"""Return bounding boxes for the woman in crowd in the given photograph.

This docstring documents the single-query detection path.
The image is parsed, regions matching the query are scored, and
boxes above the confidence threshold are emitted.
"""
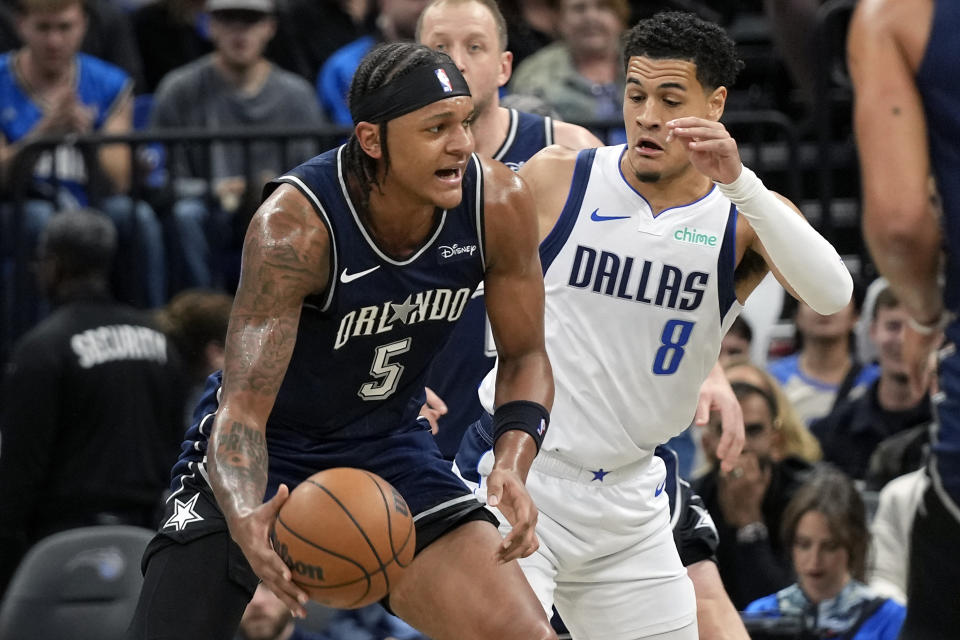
[744,468,905,639]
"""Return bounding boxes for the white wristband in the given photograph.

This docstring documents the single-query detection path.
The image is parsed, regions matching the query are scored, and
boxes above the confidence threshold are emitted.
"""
[715,165,853,315]
[907,312,952,335]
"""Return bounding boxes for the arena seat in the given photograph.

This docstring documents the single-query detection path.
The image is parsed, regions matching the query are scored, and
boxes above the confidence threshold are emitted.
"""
[0,525,153,640]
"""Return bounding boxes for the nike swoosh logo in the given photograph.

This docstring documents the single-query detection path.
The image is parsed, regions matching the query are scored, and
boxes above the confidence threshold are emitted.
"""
[654,480,666,497]
[590,208,630,222]
[340,265,380,283]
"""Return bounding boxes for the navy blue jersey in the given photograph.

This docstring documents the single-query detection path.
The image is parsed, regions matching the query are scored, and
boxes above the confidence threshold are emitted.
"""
[918,0,960,502]
[174,145,487,484]
[918,0,960,322]
[428,109,554,458]
[492,109,554,171]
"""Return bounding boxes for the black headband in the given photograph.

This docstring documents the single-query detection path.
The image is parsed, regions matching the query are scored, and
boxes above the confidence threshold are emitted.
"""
[350,62,471,125]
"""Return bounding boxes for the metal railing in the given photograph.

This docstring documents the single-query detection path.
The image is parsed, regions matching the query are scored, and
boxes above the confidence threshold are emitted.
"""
[1,125,349,360]
[1,110,857,361]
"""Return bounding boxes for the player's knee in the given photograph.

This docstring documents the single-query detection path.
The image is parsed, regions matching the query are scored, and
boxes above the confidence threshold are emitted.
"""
[508,617,557,640]
[535,620,559,640]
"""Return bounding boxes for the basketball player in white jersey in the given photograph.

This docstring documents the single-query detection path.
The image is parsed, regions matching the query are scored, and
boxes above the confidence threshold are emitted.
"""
[417,3,749,638]
[471,11,853,639]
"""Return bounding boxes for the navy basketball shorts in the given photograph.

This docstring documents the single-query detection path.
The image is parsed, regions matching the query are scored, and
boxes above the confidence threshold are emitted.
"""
[142,427,497,586]
[900,477,960,639]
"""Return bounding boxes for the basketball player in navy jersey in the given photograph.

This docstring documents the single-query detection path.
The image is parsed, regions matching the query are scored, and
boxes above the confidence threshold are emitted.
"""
[464,12,853,639]
[125,43,557,640]
[851,1,960,636]
[415,0,601,456]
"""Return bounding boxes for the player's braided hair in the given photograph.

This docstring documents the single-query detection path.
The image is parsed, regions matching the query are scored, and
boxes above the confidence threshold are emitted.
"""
[622,11,744,91]
[344,42,457,210]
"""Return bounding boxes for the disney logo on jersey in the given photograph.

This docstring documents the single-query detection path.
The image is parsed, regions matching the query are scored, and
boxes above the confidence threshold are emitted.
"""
[438,242,478,263]
[568,245,709,311]
[335,286,472,349]
[503,160,524,172]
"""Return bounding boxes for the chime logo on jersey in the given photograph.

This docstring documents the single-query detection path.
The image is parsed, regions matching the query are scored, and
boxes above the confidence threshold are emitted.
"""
[334,286,472,349]
[567,244,709,311]
[435,68,453,92]
[672,226,718,248]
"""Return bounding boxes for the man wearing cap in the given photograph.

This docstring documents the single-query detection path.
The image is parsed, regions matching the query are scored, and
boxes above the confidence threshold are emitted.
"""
[125,42,556,640]
[151,0,325,291]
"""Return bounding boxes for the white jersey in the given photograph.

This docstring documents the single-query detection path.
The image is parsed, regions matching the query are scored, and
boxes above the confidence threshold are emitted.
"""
[481,145,742,470]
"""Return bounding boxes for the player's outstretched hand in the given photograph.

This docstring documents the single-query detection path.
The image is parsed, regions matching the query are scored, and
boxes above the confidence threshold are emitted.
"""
[695,363,745,474]
[486,468,539,563]
[419,386,448,435]
[666,117,742,185]
[230,484,309,618]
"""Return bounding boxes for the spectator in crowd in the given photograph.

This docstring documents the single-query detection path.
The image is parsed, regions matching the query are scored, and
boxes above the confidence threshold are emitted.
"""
[811,286,932,481]
[267,0,371,85]
[0,0,145,91]
[0,209,186,601]
[720,315,753,367]
[768,292,879,425]
[725,359,823,464]
[508,0,627,132]
[498,0,557,68]
[156,287,234,414]
[864,420,930,491]
[317,0,429,126]
[867,468,927,605]
[151,0,325,291]
[133,0,213,94]
[744,468,906,640]
[0,0,165,314]
[694,380,814,609]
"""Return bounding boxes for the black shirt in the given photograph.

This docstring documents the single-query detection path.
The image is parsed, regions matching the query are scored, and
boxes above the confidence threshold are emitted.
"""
[812,380,932,480]
[0,292,187,597]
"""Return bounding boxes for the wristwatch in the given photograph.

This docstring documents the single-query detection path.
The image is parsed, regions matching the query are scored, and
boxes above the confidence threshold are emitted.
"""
[736,521,769,544]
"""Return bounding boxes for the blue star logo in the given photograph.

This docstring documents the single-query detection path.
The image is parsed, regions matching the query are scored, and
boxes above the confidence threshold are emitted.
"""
[591,468,610,482]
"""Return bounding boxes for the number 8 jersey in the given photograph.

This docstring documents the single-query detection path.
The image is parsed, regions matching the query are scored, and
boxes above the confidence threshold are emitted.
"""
[484,145,741,469]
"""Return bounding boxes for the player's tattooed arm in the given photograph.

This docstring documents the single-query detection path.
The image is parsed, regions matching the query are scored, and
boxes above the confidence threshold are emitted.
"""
[210,184,330,520]
[212,421,269,509]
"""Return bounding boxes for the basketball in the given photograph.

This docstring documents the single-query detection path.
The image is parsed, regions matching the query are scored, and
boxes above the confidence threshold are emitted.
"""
[271,468,416,609]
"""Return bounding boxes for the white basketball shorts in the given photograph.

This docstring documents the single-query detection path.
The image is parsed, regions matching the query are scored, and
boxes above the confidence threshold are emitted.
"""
[458,450,697,640]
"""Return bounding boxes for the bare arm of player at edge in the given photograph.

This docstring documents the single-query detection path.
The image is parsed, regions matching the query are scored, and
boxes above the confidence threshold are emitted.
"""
[481,156,555,562]
[850,0,944,392]
[208,185,328,618]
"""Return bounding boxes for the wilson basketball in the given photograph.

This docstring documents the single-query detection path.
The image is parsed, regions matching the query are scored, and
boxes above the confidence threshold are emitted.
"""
[271,468,416,609]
